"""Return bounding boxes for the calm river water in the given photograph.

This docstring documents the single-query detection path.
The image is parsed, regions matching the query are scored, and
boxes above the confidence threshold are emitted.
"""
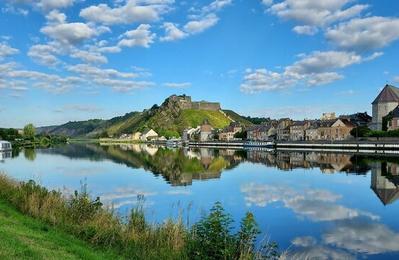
[1,143,399,259]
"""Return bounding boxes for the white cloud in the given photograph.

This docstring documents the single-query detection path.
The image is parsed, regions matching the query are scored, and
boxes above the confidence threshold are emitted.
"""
[160,22,188,42]
[267,0,368,28]
[80,0,173,25]
[394,76,399,83]
[240,50,378,93]
[164,82,191,88]
[28,43,61,66]
[202,0,232,13]
[118,24,155,48]
[326,16,399,51]
[184,14,219,34]
[70,49,108,64]
[66,63,154,92]
[5,0,75,11]
[0,42,19,59]
[292,25,318,35]
[41,22,96,45]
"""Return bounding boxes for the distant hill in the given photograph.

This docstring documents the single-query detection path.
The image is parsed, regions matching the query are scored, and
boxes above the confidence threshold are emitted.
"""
[38,95,252,138]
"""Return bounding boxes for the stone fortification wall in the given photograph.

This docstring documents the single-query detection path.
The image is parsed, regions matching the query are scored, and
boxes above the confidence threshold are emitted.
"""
[191,101,221,111]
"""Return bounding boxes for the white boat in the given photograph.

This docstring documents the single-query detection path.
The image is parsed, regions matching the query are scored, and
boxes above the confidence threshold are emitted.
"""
[0,141,12,151]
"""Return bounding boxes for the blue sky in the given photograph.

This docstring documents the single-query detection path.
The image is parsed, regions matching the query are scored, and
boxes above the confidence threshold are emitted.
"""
[0,0,399,128]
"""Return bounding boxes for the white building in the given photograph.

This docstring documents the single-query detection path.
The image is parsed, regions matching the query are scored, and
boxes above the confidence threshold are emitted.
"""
[140,129,158,141]
[0,141,12,151]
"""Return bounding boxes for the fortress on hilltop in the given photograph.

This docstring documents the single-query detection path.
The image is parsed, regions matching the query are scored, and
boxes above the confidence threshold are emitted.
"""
[168,95,221,111]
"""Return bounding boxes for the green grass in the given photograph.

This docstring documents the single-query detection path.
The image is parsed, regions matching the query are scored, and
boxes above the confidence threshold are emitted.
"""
[178,109,231,129]
[0,200,119,260]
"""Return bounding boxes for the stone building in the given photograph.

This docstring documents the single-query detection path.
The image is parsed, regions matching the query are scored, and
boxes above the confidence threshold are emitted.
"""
[247,121,277,141]
[387,106,399,131]
[289,121,310,141]
[277,118,292,141]
[219,122,242,141]
[200,119,213,141]
[371,84,399,130]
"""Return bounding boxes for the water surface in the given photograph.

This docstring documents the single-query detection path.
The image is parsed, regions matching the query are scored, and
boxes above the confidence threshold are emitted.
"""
[1,143,399,259]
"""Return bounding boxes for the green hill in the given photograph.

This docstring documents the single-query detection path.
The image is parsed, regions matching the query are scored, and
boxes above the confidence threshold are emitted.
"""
[39,95,250,138]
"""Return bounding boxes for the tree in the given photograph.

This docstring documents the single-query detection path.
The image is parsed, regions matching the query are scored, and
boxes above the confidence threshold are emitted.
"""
[350,126,371,138]
[23,123,36,140]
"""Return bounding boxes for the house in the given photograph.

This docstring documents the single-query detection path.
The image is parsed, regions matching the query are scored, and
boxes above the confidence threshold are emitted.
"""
[387,106,399,131]
[317,119,355,141]
[277,119,292,141]
[247,122,277,141]
[371,84,399,130]
[339,112,372,127]
[200,119,213,141]
[289,121,310,141]
[140,129,158,141]
[305,121,321,141]
[132,132,142,140]
[218,122,242,141]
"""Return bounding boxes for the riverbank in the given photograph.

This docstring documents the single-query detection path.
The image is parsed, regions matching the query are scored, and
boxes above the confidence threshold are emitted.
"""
[0,174,280,260]
[0,200,119,259]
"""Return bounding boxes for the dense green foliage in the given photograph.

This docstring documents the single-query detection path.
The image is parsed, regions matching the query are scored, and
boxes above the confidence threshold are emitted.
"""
[0,200,119,259]
[350,126,399,138]
[23,124,36,140]
[241,116,271,125]
[234,130,247,139]
[0,128,21,141]
[0,174,280,259]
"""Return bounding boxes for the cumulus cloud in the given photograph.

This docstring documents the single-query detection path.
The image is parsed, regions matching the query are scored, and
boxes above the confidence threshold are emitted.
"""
[40,11,100,46]
[326,16,399,52]
[0,42,19,59]
[240,183,378,222]
[28,43,61,66]
[267,0,368,30]
[70,49,108,64]
[164,82,191,88]
[118,24,155,48]
[5,0,75,11]
[184,14,219,34]
[80,0,173,25]
[0,63,82,94]
[66,63,154,92]
[240,50,380,93]
[160,22,188,42]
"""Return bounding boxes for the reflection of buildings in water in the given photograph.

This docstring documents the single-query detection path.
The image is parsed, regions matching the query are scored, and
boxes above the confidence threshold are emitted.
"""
[247,150,355,174]
[0,151,12,162]
[371,161,399,205]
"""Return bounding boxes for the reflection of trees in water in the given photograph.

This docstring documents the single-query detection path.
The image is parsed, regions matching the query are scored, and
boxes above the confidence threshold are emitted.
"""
[23,148,36,161]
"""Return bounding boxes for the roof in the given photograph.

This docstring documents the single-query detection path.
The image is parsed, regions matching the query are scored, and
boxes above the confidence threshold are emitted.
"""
[372,84,399,104]
[391,106,399,118]
[339,118,356,128]
[0,140,11,144]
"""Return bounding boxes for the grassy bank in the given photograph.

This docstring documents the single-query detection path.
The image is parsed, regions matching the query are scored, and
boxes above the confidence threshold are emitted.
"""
[0,174,281,259]
[0,201,119,259]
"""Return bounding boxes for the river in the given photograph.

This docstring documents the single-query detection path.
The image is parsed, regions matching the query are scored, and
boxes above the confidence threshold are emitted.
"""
[1,143,399,259]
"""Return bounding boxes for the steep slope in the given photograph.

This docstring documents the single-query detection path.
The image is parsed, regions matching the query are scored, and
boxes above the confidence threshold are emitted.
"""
[39,95,250,138]
[222,110,253,126]
[38,119,106,137]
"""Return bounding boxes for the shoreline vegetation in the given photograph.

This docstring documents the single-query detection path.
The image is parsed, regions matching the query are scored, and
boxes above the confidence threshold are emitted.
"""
[0,174,281,260]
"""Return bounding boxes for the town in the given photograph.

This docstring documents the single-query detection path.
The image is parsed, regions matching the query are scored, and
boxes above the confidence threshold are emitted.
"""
[116,84,399,144]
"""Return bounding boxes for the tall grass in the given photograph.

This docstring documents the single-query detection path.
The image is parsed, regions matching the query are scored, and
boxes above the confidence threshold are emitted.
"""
[0,174,281,259]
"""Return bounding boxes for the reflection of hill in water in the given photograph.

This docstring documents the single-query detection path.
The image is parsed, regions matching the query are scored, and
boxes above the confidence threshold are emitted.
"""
[39,144,399,204]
